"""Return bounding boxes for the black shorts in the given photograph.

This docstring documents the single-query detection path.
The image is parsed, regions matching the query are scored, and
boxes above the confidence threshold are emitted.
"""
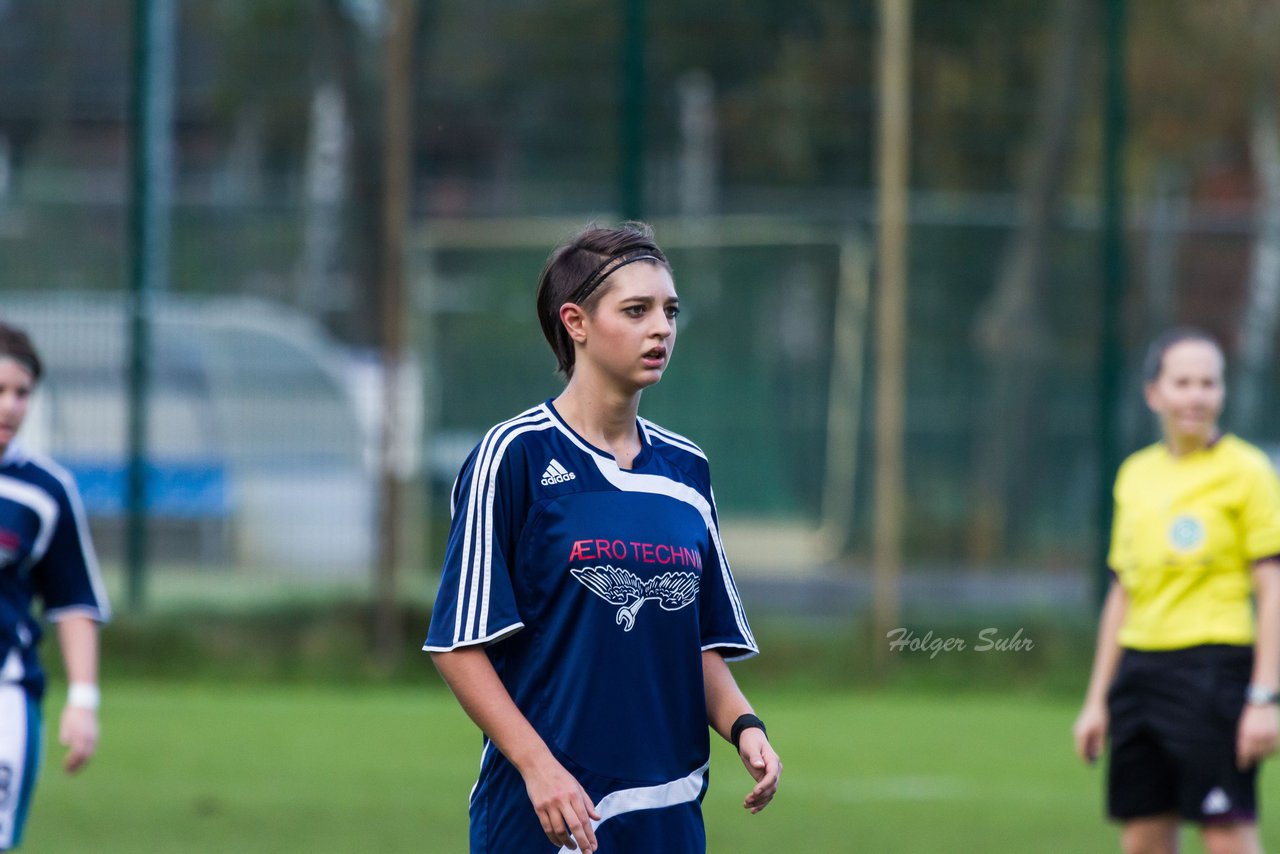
[1107,644,1256,824]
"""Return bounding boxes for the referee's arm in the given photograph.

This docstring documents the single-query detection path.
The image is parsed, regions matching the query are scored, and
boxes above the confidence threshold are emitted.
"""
[1073,579,1127,764]
[1238,560,1280,769]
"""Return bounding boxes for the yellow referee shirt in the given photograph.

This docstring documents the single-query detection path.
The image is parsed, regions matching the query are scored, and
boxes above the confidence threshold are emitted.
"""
[1109,434,1280,650]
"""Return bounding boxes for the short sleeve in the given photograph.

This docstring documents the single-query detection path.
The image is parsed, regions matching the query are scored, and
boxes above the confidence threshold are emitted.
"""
[1106,460,1130,574]
[698,481,758,662]
[1240,454,1280,561]
[423,438,527,652]
[33,473,111,623]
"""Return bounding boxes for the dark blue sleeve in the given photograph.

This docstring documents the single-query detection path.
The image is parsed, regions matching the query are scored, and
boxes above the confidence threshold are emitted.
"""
[34,473,111,622]
[423,436,526,651]
[696,466,757,661]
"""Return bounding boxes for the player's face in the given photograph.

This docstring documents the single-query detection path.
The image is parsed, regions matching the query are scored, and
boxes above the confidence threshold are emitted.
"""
[579,262,679,392]
[1144,339,1224,448]
[0,357,34,452]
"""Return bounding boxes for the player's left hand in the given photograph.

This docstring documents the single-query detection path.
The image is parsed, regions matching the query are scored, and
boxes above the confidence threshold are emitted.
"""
[59,705,98,773]
[738,728,780,814]
[1237,703,1279,770]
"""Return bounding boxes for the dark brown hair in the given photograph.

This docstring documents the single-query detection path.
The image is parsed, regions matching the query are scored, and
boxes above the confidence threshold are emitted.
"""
[1141,326,1223,383]
[535,222,671,378]
[0,322,42,383]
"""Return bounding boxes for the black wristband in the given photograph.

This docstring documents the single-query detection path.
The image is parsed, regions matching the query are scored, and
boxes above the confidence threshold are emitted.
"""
[731,713,767,750]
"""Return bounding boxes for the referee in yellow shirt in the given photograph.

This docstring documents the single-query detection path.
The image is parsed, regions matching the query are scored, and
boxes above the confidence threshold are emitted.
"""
[1075,328,1280,854]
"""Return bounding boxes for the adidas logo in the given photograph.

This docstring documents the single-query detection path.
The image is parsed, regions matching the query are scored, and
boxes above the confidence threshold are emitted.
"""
[1202,786,1231,815]
[540,459,577,486]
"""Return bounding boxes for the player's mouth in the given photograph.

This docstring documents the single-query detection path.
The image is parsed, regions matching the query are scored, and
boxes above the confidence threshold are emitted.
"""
[641,347,667,368]
[1173,411,1213,432]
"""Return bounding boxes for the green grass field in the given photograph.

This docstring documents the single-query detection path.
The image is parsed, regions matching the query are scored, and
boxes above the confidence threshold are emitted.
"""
[26,682,1278,853]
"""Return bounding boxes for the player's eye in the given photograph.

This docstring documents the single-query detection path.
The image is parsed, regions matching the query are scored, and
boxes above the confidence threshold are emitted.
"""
[623,305,645,317]
[665,305,681,319]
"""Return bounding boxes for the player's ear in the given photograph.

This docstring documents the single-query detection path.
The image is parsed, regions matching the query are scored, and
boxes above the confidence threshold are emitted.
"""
[560,302,589,344]
[1142,381,1160,413]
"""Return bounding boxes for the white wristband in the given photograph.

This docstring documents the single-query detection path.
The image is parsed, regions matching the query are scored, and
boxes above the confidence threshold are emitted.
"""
[67,682,100,711]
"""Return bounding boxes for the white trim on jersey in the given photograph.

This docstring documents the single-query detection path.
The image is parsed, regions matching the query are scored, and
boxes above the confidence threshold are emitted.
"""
[556,762,709,854]
[469,739,493,806]
[639,418,707,460]
[547,410,758,657]
[30,453,112,622]
[0,475,58,573]
[0,651,20,683]
[421,621,524,654]
[454,407,554,647]
[449,471,461,519]
[44,604,108,623]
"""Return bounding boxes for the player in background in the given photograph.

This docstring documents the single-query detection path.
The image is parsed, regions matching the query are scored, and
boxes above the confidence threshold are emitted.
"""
[1074,327,1280,854]
[0,322,110,850]
[425,222,781,852]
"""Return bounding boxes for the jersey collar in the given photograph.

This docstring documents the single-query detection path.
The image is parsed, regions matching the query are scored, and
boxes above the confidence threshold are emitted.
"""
[1162,431,1226,458]
[0,441,27,467]
[543,398,653,470]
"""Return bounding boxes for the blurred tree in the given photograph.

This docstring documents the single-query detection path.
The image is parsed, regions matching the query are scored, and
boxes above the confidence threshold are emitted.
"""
[967,0,1092,562]
[0,2,131,173]
[198,0,432,346]
[910,0,1048,193]
[203,2,315,178]
[1118,2,1280,436]
[318,0,388,346]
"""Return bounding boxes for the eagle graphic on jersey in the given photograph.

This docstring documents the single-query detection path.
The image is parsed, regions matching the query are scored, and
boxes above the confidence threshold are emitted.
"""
[570,565,700,631]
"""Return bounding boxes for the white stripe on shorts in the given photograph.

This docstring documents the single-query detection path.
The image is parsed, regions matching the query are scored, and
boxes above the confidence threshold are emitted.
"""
[557,762,708,854]
[0,684,32,849]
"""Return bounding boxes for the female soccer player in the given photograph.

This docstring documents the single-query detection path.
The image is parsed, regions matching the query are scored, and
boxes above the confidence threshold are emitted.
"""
[1074,327,1280,854]
[424,223,781,853]
[0,322,110,850]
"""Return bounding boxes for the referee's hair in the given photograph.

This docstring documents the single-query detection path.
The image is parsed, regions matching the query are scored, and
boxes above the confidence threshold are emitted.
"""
[1142,326,1223,384]
[0,322,42,384]
[535,221,671,379]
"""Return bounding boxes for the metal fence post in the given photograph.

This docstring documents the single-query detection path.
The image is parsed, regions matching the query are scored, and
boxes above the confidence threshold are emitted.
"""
[126,0,175,611]
[1096,0,1128,607]
[619,0,647,221]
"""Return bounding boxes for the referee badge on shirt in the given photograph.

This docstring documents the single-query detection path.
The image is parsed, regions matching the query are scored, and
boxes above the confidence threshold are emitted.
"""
[1168,514,1206,553]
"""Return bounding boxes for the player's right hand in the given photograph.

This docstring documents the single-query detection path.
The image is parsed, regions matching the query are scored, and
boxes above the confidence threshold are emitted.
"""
[59,705,99,773]
[524,759,601,852]
[1072,703,1107,765]
[737,728,781,814]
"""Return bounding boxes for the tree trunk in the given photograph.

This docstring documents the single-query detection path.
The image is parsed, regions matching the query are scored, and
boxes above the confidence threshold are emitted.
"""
[967,0,1091,563]
[1232,92,1280,434]
[1120,163,1187,451]
[319,0,387,346]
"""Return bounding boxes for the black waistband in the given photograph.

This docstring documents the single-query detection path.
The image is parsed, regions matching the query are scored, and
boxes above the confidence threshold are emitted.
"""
[1122,644,1252,666]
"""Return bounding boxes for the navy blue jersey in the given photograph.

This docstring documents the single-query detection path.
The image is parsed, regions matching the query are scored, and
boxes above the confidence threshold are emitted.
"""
[425,401,756,852]
[0,444,111,699]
